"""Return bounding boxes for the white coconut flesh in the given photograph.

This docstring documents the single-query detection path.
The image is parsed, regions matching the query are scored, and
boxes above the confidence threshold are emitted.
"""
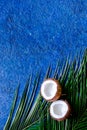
[50,100,68,119]
[41,79,57,100]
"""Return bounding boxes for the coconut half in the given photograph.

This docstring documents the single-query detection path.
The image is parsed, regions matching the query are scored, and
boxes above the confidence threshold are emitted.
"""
[50,100,71,121]
[40,79,62,102]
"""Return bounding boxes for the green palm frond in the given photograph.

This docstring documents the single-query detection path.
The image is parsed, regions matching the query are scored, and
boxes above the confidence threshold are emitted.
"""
[4,49,87,130]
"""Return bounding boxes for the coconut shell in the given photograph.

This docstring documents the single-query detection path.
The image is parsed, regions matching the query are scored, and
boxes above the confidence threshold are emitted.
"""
[50,100,71,121]
[40,78,62,102]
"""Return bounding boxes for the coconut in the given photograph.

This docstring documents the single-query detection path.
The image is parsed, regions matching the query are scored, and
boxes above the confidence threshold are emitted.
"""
[40,79,62,102]
[50,100,71,121]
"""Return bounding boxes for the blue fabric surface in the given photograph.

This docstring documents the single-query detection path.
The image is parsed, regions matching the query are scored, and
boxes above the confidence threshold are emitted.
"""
[0,0,87,129]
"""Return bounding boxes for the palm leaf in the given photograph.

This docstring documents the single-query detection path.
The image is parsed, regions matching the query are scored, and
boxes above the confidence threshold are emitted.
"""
[4,84,19,130]
[4,49,87,130]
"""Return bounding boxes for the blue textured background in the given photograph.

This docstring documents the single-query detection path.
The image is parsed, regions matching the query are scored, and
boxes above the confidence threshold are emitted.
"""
[0,0,87,129]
